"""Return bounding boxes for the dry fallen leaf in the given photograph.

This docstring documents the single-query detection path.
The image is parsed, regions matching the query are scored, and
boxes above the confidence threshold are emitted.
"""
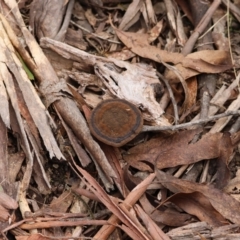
[124,129,233,188]
[165,192,227,227]
[113,28,232,81]
[156,170,240,225]
[115,30,184,64]
[165,50,232,82]
[123,166,192,227]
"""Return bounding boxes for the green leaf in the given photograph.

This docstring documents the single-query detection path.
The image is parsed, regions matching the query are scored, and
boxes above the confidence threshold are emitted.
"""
[16,52,34,80]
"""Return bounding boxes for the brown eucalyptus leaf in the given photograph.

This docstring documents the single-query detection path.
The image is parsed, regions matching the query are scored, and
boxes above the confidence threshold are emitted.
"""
[156,170,240,225]
[114,28,232,81]
[124,129,233,177]
[150,208,192,227]
[166,192,227,227]
[165,50,232,82]
[115,30,184,64]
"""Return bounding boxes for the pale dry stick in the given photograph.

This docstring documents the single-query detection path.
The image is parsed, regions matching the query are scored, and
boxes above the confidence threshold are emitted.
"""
[230,117,240,133]
[208,84,226,104]
[174,163,201,180]
[200,161,210,184]
[210,94,240,133]
[18,194,38,234]
[199,87,212,119]
[164,0,187,46]
[182,162,203,182]
[71,227,82,240]
[159,91,170,110]
[142,110,240,132]
[181,0,222,55]
[144,0,157,25]
[210,77,240,131]
[174,165,189,178]
[118,0,143,30]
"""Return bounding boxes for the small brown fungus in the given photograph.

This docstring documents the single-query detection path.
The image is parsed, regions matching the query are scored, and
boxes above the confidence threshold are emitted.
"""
[89,99,143,147]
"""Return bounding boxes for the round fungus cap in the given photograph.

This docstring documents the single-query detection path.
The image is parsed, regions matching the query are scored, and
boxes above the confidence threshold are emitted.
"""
[89,99,143,147]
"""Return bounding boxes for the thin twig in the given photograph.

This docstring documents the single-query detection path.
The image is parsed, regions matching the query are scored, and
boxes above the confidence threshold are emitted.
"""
[157,72,179,124]
[142,110,240,132]
[199,13,227,40]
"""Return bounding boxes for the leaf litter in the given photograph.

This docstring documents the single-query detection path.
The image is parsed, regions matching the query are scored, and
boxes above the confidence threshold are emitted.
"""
[0,0,240,239]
